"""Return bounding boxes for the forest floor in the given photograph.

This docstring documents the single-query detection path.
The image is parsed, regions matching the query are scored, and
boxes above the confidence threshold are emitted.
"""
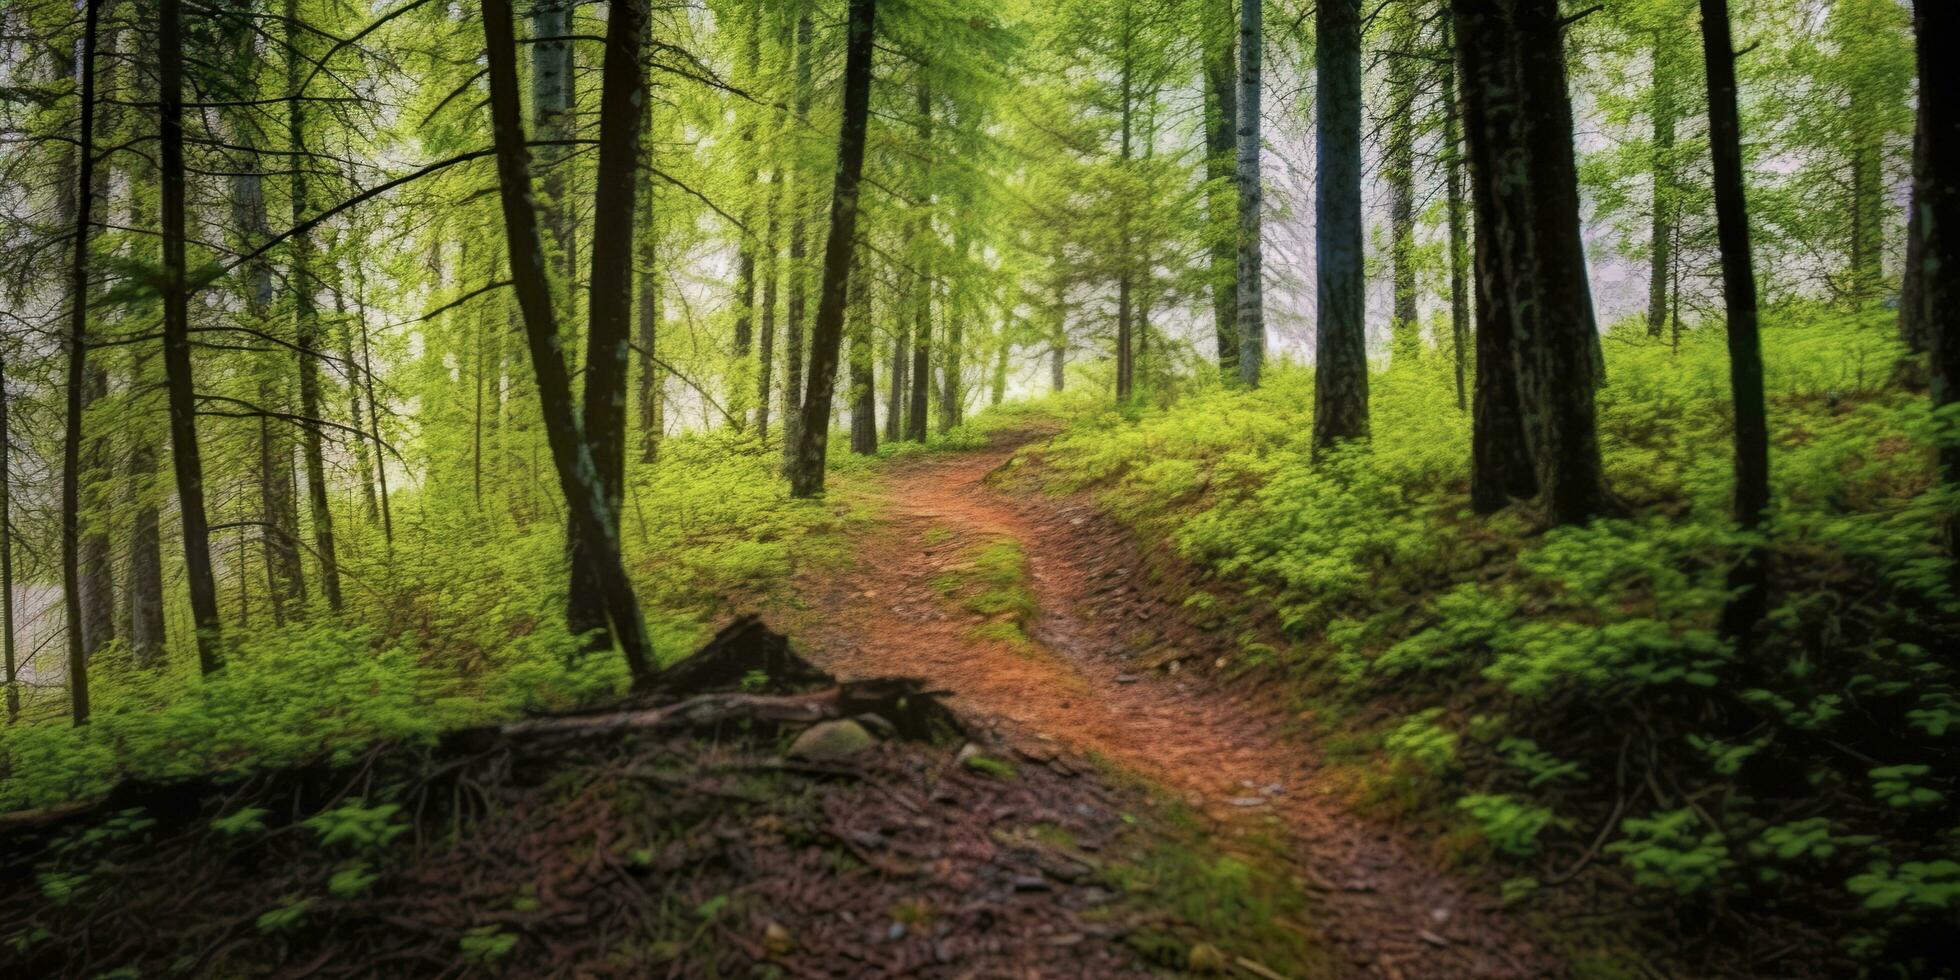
[782,427,1562,979]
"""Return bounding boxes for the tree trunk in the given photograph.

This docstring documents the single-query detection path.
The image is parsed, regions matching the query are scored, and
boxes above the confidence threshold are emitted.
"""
[638,41,665,467]
[1387,16,1420,364]
[991,332,1010,406]
[482,0,656,686]
[1205,0,1239,377]
[1,347,18,722]
[61,0,103,723]
[1848,86,1885,304]
[730,25,764,429]
[849,256,878,455]
[1312,0,1367,446]
[1699,0,1771,642]
[789,0,878,498]
[758,176,780,440]
[906,78,934,443]
[1647,30,1678,339]
[287,0,342,614]
[568,0,650,652]
[940,250,965,432]
[1900,102,1930,357]
[1454,0,1614,526]
[886,301,909,441]
[1914,2,1960,564]
[531,0,576,289]
[781,12,816,465]
[158,0,223,676]
[1443,18,1471,413]
[333,273,381,522]
[353,260,393,545]
[229,85,307,613]
[123,395,165,665]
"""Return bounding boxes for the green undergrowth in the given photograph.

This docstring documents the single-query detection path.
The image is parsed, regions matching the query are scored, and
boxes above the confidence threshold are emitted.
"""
[1033,305,1960,973]
[0,430,849,812]
[0,398,1068,815]
[1088,760,1339,977]
[932,536,1040,648]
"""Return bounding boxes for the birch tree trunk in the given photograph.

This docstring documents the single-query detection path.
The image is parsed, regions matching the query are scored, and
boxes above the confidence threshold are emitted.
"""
[482,0,655,685]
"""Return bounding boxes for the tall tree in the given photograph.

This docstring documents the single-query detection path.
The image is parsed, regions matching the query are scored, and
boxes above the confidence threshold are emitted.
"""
[1646,26,1682,339]
[1204,0,1239,377]
[159,0,224,675]
[906,77,934,443]
[1312,0,1367,444]
[531,0,577,287]
[849,254,878,455]
[1,345,17,723]
[1914,1,1960,563]
[1235,0,1263,388]
[1115,14,1138,403]
[731,24,764,429]
[637,91,665,466]
[789,0,878,497]
[1454,0,1615,526]
[569,0,651,651]
[1385,12,1421,363]
[1442,14,1471,412]
[286,0,342,613]
[216,0,307,623]
[781,9,816,463]
[1699,0,1770,640]
[61,0,105,722]
[1900,102,1930,359]
[481,0,655,685]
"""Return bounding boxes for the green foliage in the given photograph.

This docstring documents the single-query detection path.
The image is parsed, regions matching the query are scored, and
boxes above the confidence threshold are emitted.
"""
[1869,766,1944,809]
[254,897,315,934]
[459,925,519,965]
[1040,308,1960,965]
[1607,810,1734,895]
[211,807,271,837]
[1382,709,1457,774]
[303,802,407,853]
[1457,794,1556,857]
[1847,860,1960,911]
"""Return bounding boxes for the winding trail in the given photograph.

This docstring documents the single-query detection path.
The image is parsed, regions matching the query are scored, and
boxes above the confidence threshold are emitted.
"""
[791,432,1558,978]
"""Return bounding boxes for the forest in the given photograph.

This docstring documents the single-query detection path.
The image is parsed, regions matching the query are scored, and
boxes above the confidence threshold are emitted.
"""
[0,0,1954,975]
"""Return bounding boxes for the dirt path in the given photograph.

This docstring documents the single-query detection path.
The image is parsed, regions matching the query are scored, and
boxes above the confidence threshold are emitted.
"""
[791,434,1557,978]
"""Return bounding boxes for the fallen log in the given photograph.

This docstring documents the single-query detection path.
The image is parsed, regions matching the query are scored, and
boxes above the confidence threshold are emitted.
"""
[497,677,961,743]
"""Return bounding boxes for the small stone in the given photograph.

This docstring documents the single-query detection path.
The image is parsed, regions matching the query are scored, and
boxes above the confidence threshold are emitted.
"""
[763,920,795,957]
[1419,929,1450,948]
[1187,942,1229,973]
[887,922,907,941]
[1011,875,1051,892]
[854,713,897,739]
[1228,796,1268,807]
[787,720,875,762]
[1115,673,1140,684]
[1429,907,1451,926]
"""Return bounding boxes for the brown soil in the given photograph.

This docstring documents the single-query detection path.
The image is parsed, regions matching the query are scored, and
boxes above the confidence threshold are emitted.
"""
[791,430,1561,979]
